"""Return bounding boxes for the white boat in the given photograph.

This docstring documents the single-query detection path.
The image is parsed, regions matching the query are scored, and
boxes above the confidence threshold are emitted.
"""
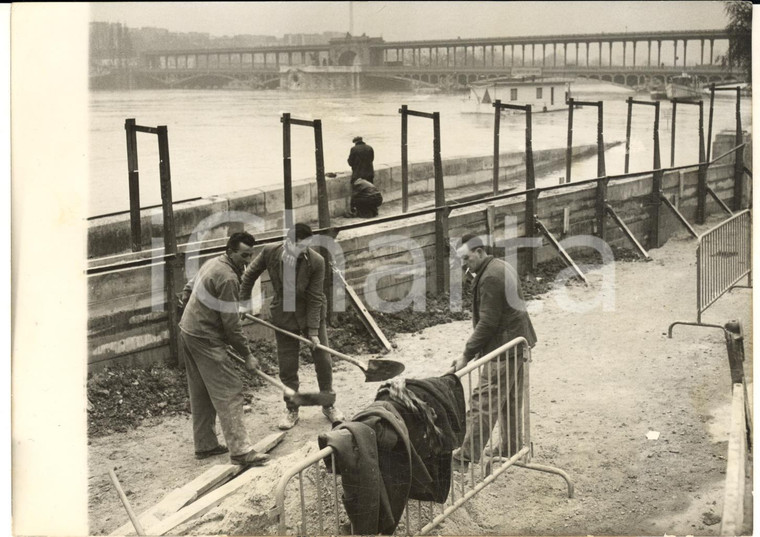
[666,74,702,101]
[462,77,572,115]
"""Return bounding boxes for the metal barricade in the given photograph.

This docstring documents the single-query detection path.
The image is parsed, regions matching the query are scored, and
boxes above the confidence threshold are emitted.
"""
[273,337,573,535]
[669,210,752,336]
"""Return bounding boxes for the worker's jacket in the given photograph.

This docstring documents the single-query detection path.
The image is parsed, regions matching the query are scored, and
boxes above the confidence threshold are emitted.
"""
[464,256,537,360]
[348,141,375,181]
[240,244,325,337]
[179,254,250,357]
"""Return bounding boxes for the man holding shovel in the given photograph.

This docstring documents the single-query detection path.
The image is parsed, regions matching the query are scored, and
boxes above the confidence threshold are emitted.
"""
[178,231,270,467]
[240,223,345,430]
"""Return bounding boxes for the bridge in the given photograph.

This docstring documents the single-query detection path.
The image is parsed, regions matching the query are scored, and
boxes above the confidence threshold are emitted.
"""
[97,29,744,91]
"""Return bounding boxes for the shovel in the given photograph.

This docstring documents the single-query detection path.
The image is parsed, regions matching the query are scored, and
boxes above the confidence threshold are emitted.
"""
[226,347,336,407]
[244,313,405,382]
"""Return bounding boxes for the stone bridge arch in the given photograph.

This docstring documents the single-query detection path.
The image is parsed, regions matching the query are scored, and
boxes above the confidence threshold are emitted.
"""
[336,50,358,66]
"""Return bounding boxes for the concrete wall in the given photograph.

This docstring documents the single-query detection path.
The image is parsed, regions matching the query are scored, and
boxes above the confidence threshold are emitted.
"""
[87,142,748,371]
[87,144,604,259]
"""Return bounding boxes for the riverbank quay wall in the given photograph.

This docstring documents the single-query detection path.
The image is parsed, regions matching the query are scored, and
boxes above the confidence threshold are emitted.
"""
[87,143,605,259]
[87,133,750,370]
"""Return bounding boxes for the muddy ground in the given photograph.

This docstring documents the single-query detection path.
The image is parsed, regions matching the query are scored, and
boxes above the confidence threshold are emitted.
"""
[88,222,752,535]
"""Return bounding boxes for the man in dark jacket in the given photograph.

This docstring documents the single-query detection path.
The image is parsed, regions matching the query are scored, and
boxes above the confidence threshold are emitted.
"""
[178,232,270,467]
[347,136,375,183]
[451,233,537,463]
[240,223,344,430]
[348,177,383,218]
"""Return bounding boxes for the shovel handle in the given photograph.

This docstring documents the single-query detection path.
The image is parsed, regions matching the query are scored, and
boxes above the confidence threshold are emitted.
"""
[244,313,368,372]
[226,347,296,398]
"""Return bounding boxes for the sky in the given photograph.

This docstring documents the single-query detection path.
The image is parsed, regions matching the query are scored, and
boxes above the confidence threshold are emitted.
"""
[90,1,730,41]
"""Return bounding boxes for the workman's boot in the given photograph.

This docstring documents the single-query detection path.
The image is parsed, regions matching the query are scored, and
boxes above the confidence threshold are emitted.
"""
[322,406,345,425]
[230,449,269,467]
[278,409,300,430]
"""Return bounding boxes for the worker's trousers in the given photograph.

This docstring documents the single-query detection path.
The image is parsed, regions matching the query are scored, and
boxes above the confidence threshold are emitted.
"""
[275,318,334,411]
[180,330,254,457]
[460,347,524,462]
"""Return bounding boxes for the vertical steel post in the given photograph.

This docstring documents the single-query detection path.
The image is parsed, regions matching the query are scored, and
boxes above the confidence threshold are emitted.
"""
[696,101,707,224]
[125,118,141,252]
[313,119,330,228]
[400,105,409,213]
[650,101,663,249]
[706,83,715,161]
[282,113,294,230]
[596,102,607,239]
[565,98,574,183]
[433,112,448,294]
[624,97,633,173]
[733,87,744,211]
[313,119,333,318]
[493,99,501,195]
[670,100,677,167]
[157,126,180,366]
[525,105,537,273]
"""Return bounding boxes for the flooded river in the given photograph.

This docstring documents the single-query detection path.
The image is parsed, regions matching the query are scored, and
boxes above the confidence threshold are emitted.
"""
[88,83,751,216]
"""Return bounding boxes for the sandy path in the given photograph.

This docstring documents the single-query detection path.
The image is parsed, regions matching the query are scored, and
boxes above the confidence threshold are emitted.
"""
[88,221,752,535]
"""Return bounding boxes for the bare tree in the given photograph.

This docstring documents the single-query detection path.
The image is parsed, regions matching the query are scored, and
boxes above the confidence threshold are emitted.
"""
[724,0,752,80]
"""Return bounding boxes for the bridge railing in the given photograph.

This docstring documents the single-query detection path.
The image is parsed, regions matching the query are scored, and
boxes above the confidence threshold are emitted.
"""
[273,337,574,536]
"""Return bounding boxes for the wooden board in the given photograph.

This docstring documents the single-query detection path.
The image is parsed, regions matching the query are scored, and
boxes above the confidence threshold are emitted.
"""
[333,267,392,352]
[110,432,286,536]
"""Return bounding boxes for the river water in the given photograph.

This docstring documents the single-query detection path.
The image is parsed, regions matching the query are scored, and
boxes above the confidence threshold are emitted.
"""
[88,83,751,217]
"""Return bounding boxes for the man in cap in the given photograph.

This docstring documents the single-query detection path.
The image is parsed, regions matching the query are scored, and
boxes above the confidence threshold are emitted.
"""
[347,136,374,183]
[178,231,270,467]
[346,136,381,217]
[450,233,537,465]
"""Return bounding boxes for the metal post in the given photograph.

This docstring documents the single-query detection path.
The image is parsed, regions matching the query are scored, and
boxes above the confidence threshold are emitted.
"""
[733,87,744,211]
[157,126,180,366]
[565,98,574,183]
[493,99,501,195]
[433,112,448,294]
[125,118,141,252]
[313,119,333,320]
[400,105,409,213]
[313,120,330,228]
[706,83,715,161]
[596,102,607,239]
[525,105,537,273]
[651,101,663,249]
[282,113,294,230]
[624,97,633,173]
[697,101,707,224]
[670,100,677,167]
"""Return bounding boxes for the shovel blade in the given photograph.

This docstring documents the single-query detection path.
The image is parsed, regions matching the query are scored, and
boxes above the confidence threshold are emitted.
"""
[363,359,406,382]
[289,391,336,407]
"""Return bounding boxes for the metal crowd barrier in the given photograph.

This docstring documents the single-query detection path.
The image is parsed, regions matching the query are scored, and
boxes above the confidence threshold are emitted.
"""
[273,337,574,536]
[669,210,752,336]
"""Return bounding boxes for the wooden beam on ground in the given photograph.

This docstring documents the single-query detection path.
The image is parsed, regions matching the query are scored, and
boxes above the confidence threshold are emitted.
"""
[145,463,266,535]
[720,384,747,536]
[534,218,588,286]
[604,204,650,260]
[110,432,286,536]
[333,267,392,352]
